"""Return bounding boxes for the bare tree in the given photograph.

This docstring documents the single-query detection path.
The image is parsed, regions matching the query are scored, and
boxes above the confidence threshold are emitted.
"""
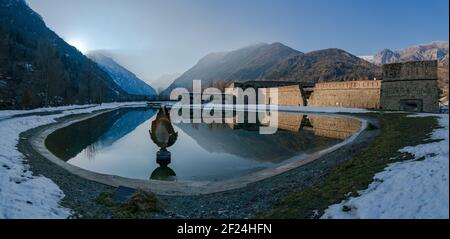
[36,40,66,106]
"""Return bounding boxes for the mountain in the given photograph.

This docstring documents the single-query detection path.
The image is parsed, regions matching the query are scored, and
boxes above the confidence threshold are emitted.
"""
[359,55,375,62]
[87,51,157,98]
[262,48,381,82]
[363,41,449,103]
[371,49,401,65]
[161,42,301,97]
[367,41,449,65]
[441,54,449,65]
[161,44,381,98]
[152,73,181,93]
[0,0,134,109]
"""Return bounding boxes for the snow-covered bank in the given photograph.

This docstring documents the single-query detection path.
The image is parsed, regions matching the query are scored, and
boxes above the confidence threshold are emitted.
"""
[322,114,449,219]
[0,105,97,120]
[0,102,146,219]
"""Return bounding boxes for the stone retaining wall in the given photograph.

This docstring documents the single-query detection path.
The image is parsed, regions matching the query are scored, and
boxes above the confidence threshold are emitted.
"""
[308,80,382,109]
[264,85,306,106]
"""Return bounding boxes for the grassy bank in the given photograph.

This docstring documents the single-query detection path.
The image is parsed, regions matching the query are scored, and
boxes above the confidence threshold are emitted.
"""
[259,113,441,219]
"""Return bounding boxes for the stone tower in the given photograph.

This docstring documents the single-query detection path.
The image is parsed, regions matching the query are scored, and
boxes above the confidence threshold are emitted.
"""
[380,61,440,113]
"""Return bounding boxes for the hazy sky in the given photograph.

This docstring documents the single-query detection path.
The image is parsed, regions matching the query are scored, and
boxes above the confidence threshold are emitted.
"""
[26,0,449,87]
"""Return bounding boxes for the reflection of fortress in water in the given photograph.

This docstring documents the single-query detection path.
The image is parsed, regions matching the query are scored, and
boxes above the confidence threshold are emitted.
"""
[178,110,360,139]
[307,115,361,140]
[230,112,360,140]
[175,110,360,162]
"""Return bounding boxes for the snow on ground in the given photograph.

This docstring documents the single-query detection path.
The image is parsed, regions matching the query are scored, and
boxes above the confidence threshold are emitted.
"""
[2,101,445,218]
[322,114,449,219]
[0,102,146,219]
[0,102,366,218]
[0,104,96,120]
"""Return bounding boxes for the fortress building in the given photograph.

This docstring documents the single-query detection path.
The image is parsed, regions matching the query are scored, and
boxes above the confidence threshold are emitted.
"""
[380,61,440,113]
[226,60,440,113]
[227,81,315,106]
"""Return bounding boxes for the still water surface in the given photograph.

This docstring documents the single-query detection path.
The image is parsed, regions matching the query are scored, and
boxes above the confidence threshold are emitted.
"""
[45,107,360,182]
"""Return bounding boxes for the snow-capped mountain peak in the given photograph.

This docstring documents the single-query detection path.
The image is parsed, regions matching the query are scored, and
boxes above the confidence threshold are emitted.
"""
[361,41,449,65]
[87,51,157,97]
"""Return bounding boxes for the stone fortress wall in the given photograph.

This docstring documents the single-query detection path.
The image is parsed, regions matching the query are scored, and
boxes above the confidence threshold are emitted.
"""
[308,80,382,109]
[306,61,439,112]
[226,60,440,113]
[263,85,307,106]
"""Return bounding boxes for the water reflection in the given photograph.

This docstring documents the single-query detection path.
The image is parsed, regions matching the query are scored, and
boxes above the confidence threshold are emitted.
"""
[149,106,177,181]
[174,112,352,162]
[46,108,157,161]
[46,107,361,181]
[308,115,361,139]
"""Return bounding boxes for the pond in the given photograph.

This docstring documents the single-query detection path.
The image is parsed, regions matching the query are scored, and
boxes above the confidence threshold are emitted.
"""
[45,107,361,182]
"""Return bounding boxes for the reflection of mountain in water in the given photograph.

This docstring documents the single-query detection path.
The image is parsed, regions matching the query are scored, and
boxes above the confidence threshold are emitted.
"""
[99,109,156,146]
[175,116,344,163]
[175,113,361,163]
[46,108,156,161]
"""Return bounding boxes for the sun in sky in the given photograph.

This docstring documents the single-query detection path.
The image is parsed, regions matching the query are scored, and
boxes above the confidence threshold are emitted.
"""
[67,39,88,53]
